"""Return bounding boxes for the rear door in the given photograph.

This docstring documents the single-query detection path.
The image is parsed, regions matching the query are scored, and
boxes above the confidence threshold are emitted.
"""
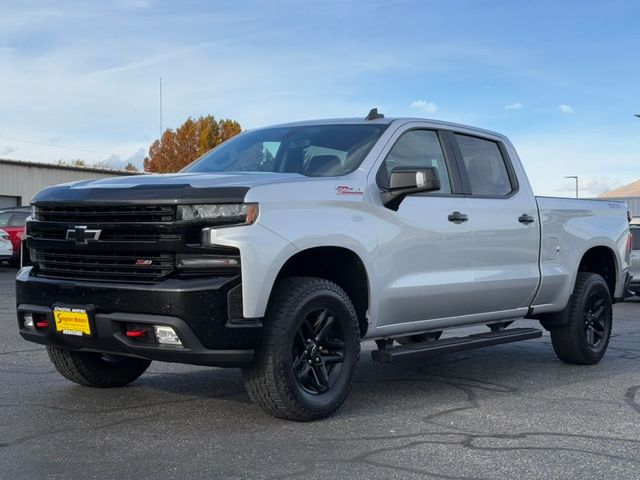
[372,125,475,328]
[450,132,540,313]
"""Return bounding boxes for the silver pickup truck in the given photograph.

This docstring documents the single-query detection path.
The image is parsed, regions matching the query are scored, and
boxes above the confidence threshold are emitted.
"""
[16,110,631,421]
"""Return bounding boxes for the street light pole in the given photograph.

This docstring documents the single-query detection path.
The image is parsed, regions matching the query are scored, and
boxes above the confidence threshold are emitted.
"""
[564,175,579,198]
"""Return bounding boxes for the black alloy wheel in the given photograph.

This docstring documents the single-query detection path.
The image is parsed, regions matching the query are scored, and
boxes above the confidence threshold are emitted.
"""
[293,308,346,395]
[583,291,609,348]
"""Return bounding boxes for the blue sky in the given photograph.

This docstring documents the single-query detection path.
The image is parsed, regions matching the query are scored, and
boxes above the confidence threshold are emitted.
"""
[0,0,639,196]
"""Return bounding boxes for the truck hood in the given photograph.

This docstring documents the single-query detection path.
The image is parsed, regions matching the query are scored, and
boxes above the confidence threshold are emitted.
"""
[32,172,305,205]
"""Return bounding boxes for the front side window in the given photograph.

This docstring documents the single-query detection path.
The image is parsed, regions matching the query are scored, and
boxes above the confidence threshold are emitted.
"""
[184,124,388,177]
[379,129,452,194]
[455,134,513,196]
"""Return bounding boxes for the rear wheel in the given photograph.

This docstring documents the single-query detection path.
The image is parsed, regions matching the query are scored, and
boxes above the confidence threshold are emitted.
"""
[549,273,612,365]
[242,277,360,421]
[47,346,151,387]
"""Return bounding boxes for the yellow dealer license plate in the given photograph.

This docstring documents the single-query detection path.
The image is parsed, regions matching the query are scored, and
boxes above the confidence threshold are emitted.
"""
[53,307,91,336]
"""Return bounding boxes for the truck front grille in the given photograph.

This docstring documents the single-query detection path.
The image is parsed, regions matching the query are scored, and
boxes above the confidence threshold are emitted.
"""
[35,205,176,223]
[32,250,175,283]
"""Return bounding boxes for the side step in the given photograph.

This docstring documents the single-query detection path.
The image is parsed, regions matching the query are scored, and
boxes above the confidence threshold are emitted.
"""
[371,327,543,364]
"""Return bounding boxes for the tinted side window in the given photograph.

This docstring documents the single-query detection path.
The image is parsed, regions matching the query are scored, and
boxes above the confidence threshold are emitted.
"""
[381,130,451,194]
[455,134,513,196]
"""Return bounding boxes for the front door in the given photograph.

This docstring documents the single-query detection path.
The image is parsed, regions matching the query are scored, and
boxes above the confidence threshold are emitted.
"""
[372,126,475,329]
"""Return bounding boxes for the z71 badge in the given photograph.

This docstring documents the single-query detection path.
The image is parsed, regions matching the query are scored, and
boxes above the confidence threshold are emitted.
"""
[336,185,363,195]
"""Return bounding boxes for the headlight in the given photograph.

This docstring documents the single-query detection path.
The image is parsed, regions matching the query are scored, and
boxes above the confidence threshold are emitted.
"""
[177,203,259,225]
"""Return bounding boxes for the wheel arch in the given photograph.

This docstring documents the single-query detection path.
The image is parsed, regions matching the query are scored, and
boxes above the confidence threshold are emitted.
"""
[531,244,618,329]
[577,245,617,298]
[270,246,371,337]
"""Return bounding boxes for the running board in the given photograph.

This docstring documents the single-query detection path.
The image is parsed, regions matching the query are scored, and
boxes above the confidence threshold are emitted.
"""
[371,328,543,364]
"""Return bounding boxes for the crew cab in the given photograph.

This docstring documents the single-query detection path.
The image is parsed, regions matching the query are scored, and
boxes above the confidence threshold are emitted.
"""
[16,111,631,421]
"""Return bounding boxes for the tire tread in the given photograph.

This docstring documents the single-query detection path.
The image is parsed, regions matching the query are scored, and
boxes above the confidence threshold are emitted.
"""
[47,346,151,388]
[242,276,360,421]
[549,272,612,365]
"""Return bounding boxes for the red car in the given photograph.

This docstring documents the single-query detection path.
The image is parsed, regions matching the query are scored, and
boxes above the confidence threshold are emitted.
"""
[0,208,30,266]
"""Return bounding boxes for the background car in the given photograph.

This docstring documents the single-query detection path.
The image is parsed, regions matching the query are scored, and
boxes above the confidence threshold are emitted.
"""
[0,208,30,267]
[0,228,13,264]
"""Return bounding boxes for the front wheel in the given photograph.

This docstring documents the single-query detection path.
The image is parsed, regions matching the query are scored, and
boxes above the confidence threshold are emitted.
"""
[47,346,151,387]
[242,277,360,421]
[549,273,612,365]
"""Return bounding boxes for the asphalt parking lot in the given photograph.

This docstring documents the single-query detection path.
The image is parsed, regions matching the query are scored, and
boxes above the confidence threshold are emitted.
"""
[1,265,640,479]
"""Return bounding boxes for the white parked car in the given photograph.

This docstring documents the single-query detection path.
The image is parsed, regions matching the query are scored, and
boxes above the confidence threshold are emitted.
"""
[0,229,13,263]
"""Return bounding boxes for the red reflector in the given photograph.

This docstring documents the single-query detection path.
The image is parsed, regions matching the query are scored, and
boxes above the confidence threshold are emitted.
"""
[36,320,50,328]
[126,329,147,338]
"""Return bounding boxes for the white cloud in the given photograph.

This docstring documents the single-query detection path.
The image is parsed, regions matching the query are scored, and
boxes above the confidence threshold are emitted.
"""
[410,99,438,114]
[504,102,523,111]
[556,177,623,197]
[557,104,574,114]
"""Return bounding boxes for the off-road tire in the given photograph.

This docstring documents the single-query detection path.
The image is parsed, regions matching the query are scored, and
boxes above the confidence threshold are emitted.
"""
[242,276,360,421]
[47,346,151,387]
[549,272,612,365]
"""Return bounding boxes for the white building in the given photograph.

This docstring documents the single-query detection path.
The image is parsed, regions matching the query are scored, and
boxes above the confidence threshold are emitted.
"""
[599,179,640,217]
[0,158,140,208]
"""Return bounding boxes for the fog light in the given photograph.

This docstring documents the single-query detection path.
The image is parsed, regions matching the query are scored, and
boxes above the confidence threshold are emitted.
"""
[154,325,182,346]
[24,313,34,329]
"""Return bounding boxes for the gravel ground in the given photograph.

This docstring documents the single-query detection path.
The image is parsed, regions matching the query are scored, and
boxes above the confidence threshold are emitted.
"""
[1,264,639,479]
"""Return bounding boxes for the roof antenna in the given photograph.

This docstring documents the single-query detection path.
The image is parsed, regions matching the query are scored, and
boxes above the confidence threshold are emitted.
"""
[365,108,384,120]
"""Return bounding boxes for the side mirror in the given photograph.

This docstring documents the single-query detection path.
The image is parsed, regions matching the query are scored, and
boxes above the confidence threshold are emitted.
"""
[381,166,441,210]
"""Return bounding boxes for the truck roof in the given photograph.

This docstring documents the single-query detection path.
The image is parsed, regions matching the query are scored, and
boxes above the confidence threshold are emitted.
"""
[266,116,508,141]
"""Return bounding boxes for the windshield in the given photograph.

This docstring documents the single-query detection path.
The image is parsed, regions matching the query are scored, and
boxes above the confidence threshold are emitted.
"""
[184,124,388,176]
[0,212,12,227]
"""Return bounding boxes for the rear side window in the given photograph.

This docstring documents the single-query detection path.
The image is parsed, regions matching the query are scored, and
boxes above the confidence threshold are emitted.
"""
[379,130,452,194]
[632,228,640,250]
[455,134,513,196]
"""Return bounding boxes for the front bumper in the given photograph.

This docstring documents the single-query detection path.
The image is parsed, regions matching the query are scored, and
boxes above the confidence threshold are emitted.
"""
[16,267,262,367]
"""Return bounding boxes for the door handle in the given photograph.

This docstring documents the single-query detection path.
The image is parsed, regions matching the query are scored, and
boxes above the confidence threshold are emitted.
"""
[518,213,535,225]
[448,211,468,224]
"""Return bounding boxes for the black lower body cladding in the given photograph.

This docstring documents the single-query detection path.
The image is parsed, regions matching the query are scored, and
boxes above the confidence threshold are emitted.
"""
[15,267,262,367]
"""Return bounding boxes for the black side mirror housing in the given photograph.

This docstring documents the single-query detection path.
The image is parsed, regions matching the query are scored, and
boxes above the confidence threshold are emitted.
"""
[381,166,441,210]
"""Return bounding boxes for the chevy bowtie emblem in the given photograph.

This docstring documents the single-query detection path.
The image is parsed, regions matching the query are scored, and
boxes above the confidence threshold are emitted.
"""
[66,226,102,245]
